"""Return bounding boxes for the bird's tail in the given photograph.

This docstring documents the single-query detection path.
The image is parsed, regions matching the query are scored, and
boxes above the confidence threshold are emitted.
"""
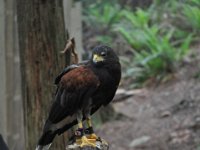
[36,131,56,150]
[35,143,52,150]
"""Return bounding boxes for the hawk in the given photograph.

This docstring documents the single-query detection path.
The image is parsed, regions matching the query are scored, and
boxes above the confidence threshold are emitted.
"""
[36,45,121,149]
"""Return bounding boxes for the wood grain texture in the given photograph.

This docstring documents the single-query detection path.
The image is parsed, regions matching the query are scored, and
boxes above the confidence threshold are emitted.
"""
[16,0,68,149]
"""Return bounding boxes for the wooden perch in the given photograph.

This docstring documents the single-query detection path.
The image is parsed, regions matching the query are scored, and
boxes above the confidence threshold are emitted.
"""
[67,146,109,150]
[67,140,109,150]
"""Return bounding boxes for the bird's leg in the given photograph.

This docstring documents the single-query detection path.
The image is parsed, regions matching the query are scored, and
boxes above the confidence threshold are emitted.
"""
[75,110,96,147]
[85,109,109,146]
[85,115,99,141]
[84,107,100,142]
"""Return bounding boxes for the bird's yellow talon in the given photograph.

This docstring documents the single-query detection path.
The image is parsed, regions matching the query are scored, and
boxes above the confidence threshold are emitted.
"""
[87,133,98,140]
[79,136,96,147]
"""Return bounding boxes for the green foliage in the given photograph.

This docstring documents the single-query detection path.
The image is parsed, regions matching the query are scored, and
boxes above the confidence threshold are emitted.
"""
[121,8,150,28]
[83,3,121,30]
[182,4,200,32]
[116,7,192,86]
[95,35,113,44]
[151,0,200,34]
[115,8,153,50]
[83,0,198,87]
[83,2,122,44]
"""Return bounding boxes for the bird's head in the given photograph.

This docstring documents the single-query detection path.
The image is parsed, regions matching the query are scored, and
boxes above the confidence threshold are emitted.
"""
[91,45,119,67]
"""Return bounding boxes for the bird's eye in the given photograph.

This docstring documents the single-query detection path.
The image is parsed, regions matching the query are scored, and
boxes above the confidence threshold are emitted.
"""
[101,51,106,57]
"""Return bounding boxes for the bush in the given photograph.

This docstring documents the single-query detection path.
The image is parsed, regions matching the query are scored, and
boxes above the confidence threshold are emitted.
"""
[182,3,200,33]
[116,7,192,86]
[83,3,121,30]
[83,1,197,87]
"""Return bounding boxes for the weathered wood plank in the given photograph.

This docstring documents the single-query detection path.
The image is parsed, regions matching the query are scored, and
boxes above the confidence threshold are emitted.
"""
[63,1,83,61]
[16,0,68,149]
[4,0,25,149]
[70,2,84,61]
[12,1,25,149]
[5,0,15,148]
[67,140,109,150]
[0,0,7,143]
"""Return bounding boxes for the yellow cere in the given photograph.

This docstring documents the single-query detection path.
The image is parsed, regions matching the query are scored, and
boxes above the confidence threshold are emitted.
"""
[93,54,104,63]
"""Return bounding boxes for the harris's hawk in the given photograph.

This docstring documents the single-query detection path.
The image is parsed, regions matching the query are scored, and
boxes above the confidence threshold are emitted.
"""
[36,45,121,149]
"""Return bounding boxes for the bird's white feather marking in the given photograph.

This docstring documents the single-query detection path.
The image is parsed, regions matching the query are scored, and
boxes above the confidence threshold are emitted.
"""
[35,143,52,150]
[50,114,76,131]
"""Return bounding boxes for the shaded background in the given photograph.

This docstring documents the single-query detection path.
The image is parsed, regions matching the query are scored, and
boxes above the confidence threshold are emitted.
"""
[1,0,200,149]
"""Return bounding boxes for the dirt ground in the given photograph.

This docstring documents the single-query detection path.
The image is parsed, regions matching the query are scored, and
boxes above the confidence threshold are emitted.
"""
[96,46,200,150]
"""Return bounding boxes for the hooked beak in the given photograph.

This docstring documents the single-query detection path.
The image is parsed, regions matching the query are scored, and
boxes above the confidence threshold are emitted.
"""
[93,54,104,63]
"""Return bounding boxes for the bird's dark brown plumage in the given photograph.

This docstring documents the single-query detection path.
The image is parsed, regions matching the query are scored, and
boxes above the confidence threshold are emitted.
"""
[60,66,100,91]
[36,45,121,150]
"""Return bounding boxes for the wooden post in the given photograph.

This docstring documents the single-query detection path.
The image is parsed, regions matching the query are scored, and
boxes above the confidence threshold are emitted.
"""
[16,0,69,149]
[63,0,84,61]
[68,145,109,150]
[0,0,25,149]
[67,142,109,150]
[0,0,7,142]
[5,0,19,148]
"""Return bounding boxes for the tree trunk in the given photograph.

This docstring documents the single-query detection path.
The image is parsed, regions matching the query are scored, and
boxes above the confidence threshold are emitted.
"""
[16,0,69,149]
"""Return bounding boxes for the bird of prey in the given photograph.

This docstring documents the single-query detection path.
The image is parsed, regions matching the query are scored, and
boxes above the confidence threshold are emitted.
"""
[36,45,121,149]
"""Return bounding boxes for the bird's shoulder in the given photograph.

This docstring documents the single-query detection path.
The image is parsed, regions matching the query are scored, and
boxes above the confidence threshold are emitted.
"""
[60,66,100,90]
[54,65,79,85]
[54,61,89,85]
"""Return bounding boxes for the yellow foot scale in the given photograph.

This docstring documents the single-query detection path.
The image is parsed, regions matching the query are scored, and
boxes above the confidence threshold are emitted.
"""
[79,136,96,147]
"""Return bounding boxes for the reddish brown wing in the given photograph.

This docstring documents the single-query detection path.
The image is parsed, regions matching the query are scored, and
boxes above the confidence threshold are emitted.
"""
[60,66,100,91]
[47,66,100,124]
[37,66,100,146]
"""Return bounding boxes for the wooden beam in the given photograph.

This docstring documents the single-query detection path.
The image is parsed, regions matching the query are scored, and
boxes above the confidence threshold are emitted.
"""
[0,2,24,149]
[0,0,7,143]
[63,0,84,61]
[5,0,15,147]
